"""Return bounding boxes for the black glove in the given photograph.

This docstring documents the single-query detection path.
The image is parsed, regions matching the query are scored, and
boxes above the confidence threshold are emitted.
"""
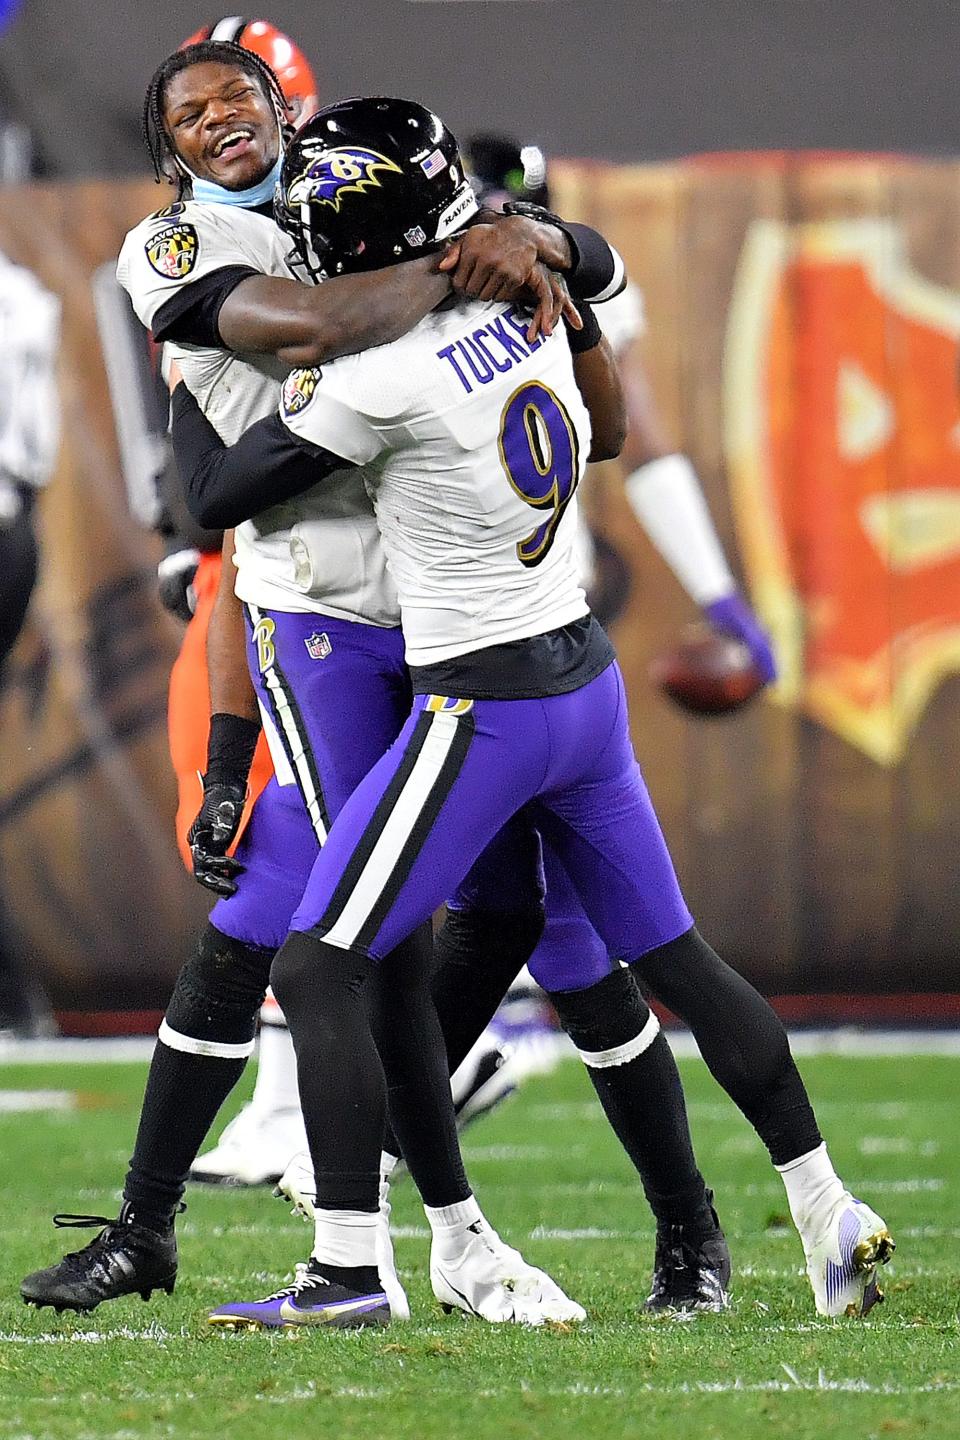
[157,546,200,624]
[187,713,261,898]
[187,779,247,897]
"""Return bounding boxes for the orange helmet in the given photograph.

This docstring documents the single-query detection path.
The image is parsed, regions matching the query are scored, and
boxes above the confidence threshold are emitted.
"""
[181,17,320,122]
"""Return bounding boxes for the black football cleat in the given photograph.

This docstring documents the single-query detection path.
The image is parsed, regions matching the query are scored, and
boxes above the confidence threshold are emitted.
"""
[20,1205,178,1314]
[644,1193,732,1314]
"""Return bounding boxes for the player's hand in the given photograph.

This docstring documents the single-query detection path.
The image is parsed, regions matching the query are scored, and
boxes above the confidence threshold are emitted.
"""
[157,547,200,624]
[187,778,247,898]
[525,265,581,343]
[705,593,777,685]
[441,219,539,302]
[441,224,581,341]
[167,358,184,393]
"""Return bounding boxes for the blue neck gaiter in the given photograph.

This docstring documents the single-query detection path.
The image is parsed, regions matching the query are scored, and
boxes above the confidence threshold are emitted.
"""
[187,150,283,208]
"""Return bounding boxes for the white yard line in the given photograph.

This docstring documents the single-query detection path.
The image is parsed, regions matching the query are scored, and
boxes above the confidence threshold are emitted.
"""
[3,1029,960,1065]
[0,1089,77,1112]
[0,1038,156,1064]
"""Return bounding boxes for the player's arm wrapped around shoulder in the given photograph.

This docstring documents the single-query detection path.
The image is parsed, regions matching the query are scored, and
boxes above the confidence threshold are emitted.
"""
[566,304,626,462]
[501,201,626,304]
[169,380,349,530]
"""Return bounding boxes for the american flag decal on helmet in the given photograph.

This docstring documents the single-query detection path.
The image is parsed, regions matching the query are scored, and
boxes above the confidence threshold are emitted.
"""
[420,148,447,179]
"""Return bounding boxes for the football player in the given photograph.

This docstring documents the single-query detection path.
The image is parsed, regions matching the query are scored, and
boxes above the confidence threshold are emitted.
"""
[161,21,320,1179]
[19,42,630,1326]
[167,99,894,1328]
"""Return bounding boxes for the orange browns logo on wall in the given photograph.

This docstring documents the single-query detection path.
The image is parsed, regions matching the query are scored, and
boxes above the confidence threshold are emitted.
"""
[725,219,960,765]
[145,222,198,280]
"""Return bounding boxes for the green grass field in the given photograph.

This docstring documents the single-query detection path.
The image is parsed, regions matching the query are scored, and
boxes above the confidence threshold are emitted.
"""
[1,1052,957,1440]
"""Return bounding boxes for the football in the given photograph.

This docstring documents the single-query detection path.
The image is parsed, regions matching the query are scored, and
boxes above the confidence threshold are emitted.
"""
[649,622,766,716]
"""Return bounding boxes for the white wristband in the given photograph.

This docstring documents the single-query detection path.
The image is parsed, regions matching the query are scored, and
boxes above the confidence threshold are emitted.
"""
[623,453,736,606]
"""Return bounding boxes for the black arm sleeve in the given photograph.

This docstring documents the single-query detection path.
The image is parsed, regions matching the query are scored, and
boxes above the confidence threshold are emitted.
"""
[560,223,624,303]
[152,265,259,345]
[169,383,352,530]
[564,301,602,354]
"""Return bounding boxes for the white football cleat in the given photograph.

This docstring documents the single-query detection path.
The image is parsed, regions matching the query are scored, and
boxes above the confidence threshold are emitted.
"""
[275,1149,317,1220]
[450,1033,517,1129]
[189,1103,308,1186]
[431,1220,586,1326]
[274,1151,409,1321]
[801,1192,895,1317]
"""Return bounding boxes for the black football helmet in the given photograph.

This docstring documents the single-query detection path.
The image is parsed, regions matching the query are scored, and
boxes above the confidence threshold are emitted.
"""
[275,96,478,278]
[463,133,550,210]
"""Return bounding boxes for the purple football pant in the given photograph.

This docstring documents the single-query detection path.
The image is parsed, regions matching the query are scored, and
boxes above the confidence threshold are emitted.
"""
[211,610,409,951]
[290,660,692,966]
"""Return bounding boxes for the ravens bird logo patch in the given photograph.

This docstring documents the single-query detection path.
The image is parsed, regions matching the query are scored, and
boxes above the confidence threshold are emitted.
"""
[145,222,198,280]
[287,146,402,213]
[282,367,322,416]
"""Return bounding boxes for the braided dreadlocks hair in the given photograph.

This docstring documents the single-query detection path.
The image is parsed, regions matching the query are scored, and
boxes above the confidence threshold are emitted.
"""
[142,40,289,195]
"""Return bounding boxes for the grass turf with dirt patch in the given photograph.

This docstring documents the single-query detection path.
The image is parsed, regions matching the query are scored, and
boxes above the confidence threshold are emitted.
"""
[0,1053,957,1440]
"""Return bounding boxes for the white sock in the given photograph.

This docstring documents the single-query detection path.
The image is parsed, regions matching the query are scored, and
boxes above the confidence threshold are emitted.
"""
[424,1194,484,1257]
[775,1142,846,1232]
[312,1206,379,1270]
[378,1156,396,1219]
[250,1020,301,1115]
[380,1152,399,1182]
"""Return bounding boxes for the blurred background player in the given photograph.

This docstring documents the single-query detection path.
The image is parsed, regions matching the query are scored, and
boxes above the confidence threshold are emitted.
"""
[0,248,59,1037]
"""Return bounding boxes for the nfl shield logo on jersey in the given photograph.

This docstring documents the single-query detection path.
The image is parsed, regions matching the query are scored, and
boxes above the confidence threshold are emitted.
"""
[304,631,332,660]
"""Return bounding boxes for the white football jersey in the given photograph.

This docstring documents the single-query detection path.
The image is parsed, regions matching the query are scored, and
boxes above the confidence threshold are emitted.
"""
[598,280,645,358]
[116,201,398,625]
[0,250,60,521]
[280,299,593,666]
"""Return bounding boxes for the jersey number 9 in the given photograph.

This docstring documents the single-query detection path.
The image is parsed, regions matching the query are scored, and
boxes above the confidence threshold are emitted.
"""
[497,382,580,568]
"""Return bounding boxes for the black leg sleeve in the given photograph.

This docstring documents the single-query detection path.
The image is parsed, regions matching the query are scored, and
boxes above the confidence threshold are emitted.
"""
[552,967,714,1233]
[632,927,823,1167]
[431,904,545,1073]
[369,925,471,1210]
[271,930,383,1212]
[123,924,273,1226]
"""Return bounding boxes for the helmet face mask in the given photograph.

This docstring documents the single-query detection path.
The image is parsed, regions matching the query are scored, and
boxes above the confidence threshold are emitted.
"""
[275,98,478,279]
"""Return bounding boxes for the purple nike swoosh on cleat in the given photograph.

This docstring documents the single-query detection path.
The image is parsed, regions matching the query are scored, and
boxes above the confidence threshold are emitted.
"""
[824,1207,862,1307]
[278,1292,388,1325]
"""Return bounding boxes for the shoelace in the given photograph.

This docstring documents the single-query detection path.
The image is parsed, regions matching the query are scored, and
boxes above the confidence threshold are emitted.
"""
[47,1214,125,1269]
[255,1263,329,1304]
[650,1232,698,1293]
[49,1207,181,1265]
[53,1213,115,1230]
